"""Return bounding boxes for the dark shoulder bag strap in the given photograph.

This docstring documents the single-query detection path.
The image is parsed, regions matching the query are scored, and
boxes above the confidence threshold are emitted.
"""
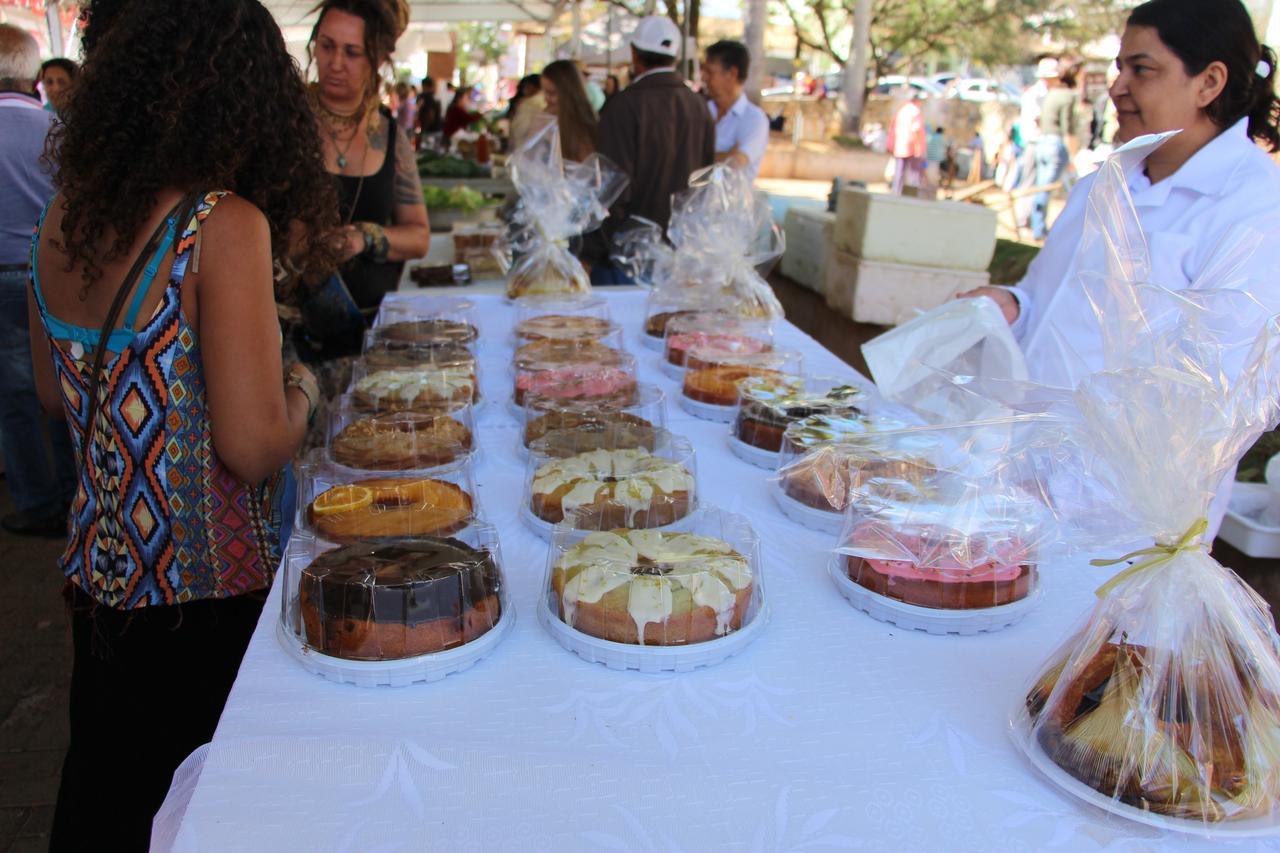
[80,191,201,459]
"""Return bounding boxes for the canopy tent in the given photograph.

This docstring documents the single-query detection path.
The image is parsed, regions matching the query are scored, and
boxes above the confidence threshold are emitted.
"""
[261,0,559,26]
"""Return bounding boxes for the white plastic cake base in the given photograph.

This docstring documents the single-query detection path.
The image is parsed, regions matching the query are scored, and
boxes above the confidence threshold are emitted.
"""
[726,434,781,469]
[640,332,665,352]
[679,394,736,422]
[659,357,686,381]
[538,599,768,673]
[828,559,1040,635]
[1018,733,1280,838]
[519,501,697,543]
[772,488,844,533]
[276,602,514,688]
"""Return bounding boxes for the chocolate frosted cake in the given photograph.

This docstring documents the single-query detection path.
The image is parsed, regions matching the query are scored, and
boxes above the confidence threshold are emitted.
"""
[735,380,865,452]
[376,319,479,347]
[299,539,501,660]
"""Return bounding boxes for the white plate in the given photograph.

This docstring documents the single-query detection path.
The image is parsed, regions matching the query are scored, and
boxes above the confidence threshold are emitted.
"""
[276,601,514,688]
[1018,730,1280,838]
[519,501,697,543]
[538,598,768,673]
[726,433,781,469]
[772,487,844,533]
[679,394,736,422]
[828,559,1040,635]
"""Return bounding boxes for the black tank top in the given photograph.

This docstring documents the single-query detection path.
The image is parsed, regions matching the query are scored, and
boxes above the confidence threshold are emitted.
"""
[336,111,404,312]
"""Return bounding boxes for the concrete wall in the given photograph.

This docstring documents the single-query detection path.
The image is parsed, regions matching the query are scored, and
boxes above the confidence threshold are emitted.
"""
[759,141,890,182]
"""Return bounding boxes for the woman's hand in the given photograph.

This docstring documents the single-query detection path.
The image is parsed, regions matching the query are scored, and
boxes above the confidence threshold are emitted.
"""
[957,286,1020,325]
[330,225,365,262]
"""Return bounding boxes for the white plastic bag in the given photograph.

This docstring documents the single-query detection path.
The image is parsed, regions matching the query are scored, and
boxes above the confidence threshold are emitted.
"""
[861,296,1027,424]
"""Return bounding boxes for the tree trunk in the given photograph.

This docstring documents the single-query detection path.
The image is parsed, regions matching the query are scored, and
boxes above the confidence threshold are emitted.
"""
[841,0,871,133]
[743,0,766,102]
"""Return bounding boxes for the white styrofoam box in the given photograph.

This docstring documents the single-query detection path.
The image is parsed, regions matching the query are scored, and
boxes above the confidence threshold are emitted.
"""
[781,207,836,292]
[834,188,997,272]
[824,250,989,327]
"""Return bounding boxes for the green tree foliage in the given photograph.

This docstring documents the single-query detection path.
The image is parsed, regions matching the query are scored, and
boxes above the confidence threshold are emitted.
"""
[453,22,507,85]
[779,0,1132,80]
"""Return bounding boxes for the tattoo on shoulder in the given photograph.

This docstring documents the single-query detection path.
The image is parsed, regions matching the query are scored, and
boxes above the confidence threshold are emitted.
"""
[393,127,424,207]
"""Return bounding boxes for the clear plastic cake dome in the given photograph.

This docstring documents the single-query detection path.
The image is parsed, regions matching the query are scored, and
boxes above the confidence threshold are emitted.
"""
[346,358,478,414]
[277,520,512,685]
[661,311,773,373]
[368,295,478,350]
[512,293,612,343]
[517,382,668,455]
[679,346,803,421]
[327,400,477,472]
[511,351,638,412]
[730,374,869,466]
[539,503,767,671]
[521,426,698,541]
[294,448,479,546]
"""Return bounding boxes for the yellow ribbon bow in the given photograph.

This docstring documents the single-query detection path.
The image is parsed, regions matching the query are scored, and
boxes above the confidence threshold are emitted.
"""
[1090,517,1209,598]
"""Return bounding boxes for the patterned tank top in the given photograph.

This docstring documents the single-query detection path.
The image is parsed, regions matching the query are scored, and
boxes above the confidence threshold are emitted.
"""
[30,191,282,609]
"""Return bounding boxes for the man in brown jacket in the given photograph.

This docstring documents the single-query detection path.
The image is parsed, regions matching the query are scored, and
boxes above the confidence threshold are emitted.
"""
[585,16,716,284]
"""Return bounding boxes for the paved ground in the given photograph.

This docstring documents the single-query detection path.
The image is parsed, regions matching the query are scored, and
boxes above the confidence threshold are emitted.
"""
[0,272,1276,852]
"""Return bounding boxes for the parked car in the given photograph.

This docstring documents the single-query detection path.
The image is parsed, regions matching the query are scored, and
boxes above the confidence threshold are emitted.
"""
[872,75,943,98]
[947,77,1021,103]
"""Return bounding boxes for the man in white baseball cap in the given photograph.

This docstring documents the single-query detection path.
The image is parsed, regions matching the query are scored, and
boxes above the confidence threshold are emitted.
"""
[585,15,715,284]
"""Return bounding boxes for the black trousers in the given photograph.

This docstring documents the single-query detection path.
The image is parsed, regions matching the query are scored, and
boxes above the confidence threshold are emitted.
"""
[49,586,266,852]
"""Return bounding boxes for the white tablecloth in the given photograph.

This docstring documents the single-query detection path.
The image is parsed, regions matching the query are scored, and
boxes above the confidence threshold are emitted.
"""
[153,292,1249,852]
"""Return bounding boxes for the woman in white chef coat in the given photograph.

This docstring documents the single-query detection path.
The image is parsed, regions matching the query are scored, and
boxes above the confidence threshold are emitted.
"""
[963,0,1280,390]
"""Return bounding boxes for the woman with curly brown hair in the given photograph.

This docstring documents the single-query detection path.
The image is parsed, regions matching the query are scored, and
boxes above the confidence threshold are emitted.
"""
[27,1,338,848]
[308,0,429,315]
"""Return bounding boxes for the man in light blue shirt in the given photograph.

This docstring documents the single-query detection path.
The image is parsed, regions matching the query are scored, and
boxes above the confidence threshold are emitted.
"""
[701,40,770,181]
[0,24,76,537]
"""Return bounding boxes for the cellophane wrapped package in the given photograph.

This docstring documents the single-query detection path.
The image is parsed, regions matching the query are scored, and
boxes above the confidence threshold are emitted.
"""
[502,123,626,298]
[615,164,785,319]
[1011,132,1280,832]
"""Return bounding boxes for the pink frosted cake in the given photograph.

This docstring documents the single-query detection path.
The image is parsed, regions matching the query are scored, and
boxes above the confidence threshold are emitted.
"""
[514,364,638,407]
[664,332,769,367]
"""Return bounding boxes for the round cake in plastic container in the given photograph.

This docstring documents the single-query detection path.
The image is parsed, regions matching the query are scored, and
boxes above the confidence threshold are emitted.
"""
[513,336,629,374]
[368,297,479,349]
[641,292,724,351]
[522,427,697,541]
[661,311,772,377]
[518,382,667,455]
[512,293,611,343]
[540,504,767,671]
[730,375,868,467]
[511,352,638,412]
[679,346,803,422]
[360,339,477,375]
[277,521,511,686]
[327,402,476,472]
[295,449,478,545]
[825,435,1051,634]
[348,360,477,414]
[373,294,474,328]
[772,430,930,533]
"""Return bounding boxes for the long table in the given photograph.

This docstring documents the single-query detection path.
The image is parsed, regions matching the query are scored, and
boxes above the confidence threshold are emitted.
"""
[152,291,1239,851]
